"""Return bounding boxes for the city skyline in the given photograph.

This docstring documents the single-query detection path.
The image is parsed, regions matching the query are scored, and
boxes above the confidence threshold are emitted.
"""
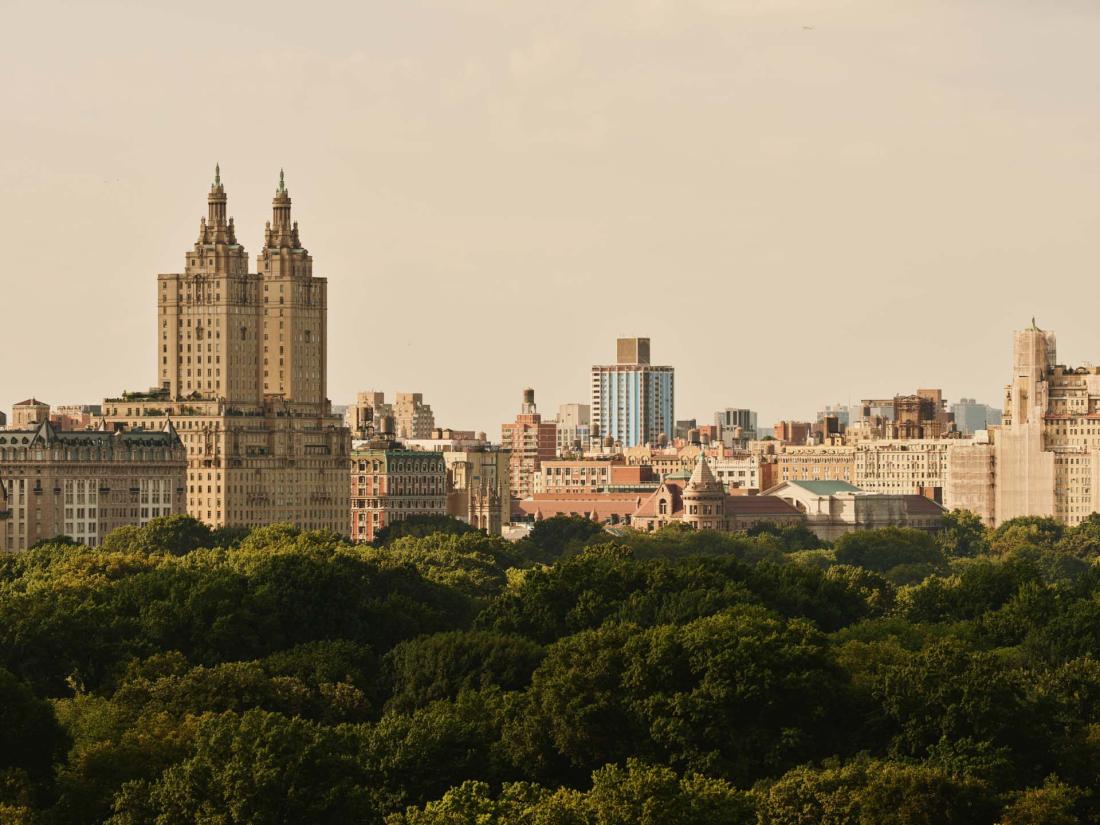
[5,2,1100,432]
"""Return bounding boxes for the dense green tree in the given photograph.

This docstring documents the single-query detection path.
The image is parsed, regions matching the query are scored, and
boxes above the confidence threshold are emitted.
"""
[755,757,999,825]
[938,509,990,558]
[0,668,68,800]
[834,527,945,575]
[874,639,1058,782]
[373,515,477,546]
[4,519,1100,822]
[106,709,376,825]
[518,515,606,562]
[747,521,828,552]
[989,517,1064,556]
[382,630,544,713]
[507,606,850,785]
[376,532,521,601]
[363,689,511,813]
[101,515,214,556]
[998,775,1086,825]
[388,760,755,825]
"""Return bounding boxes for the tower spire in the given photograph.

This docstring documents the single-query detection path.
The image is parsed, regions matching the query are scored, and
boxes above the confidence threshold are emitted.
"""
[203,165,229,242]
[271,168,293,244]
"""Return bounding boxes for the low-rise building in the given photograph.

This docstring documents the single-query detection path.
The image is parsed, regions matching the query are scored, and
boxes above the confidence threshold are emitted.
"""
[516,492,643,525]
[0,420,187,551]
[763,479,945,541]
[350,439,447,543]
[631,454,802,532]
[776,445,856,485]
[709,452,763,492]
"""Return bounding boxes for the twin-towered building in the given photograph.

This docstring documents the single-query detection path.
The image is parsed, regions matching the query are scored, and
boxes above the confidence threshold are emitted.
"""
[101,168,350,531]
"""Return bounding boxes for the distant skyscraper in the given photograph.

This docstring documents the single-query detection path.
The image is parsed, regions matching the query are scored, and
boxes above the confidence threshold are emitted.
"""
[816,404,850,430]
[715,408,758,438]
[554,403,591,455]
[951,398,1002,436]
[591,337,674,448]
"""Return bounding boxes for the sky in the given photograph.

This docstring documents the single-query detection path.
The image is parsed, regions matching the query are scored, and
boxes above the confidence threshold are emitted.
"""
[3,0,1100,432]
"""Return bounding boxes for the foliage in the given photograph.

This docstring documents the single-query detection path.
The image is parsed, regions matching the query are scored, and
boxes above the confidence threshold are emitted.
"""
[373,515,477,546]
[517,515,606,563]
[1,520,1100,822]
[834,527,946,575]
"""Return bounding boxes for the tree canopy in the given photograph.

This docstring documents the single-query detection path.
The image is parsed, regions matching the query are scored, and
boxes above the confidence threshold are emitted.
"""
[1,509,1099,823]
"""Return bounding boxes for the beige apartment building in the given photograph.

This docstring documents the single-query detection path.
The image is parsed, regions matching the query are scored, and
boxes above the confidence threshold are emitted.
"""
[776,445,856,485]
[393,393,436,440]
[536,459,616,494]
[940,322,1100,527]
[994,322,1100,526]
[104,169,349,531]
[853,439,958,499]
[0,420,186,551]
[944,440,996,526]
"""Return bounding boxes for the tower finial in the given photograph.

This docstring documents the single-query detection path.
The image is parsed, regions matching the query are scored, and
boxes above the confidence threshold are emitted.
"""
[215,163,220,186]
[277,168,286,195]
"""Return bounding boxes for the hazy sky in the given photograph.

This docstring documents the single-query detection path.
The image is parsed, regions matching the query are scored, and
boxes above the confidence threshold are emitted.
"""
[3,0,1100,432]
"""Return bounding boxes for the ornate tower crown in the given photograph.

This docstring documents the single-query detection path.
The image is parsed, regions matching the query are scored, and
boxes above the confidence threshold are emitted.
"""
[265,168,302,250]
[197,163,237,245]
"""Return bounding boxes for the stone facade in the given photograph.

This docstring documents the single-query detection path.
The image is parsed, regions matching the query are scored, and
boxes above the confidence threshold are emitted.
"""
[775,445,856,485]
[0,420,186,551]
[104,169,350,532]
[764,480,946,541]
[11,399,49,430]
[944,440,996,526]
[852,439,958,499]
[350,440,447,542]
[441,446,510,535]
[994,322,1100,526]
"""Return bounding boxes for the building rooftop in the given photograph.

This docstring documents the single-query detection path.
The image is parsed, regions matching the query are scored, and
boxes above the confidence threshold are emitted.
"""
[785,480,863,495]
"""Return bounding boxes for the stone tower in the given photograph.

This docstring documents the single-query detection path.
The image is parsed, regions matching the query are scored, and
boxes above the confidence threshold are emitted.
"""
[259,171,327,406]
[158,166,263,404]
[106,168,350,532]
[682,451,727,531]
